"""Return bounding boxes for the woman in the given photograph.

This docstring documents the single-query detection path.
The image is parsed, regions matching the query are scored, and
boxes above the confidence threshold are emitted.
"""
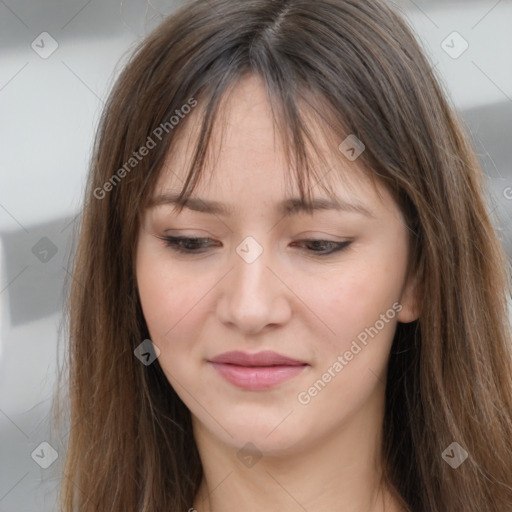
[54,0,512,510]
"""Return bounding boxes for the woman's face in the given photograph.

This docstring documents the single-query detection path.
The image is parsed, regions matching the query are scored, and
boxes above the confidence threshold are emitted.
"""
[136,75,418,456]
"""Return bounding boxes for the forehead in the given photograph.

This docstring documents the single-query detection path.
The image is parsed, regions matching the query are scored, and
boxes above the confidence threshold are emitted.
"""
[152,74,382,211]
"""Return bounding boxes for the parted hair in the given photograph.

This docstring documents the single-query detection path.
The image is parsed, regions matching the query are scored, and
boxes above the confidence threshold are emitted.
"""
[54,1,512,510]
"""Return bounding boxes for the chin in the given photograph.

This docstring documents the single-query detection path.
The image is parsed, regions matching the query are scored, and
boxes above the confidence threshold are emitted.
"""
[200,410,307,456]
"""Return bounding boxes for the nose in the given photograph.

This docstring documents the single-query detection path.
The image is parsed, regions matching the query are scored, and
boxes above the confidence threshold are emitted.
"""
[216,237,292,335]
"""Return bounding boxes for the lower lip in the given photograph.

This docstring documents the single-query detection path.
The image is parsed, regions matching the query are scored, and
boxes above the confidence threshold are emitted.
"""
[209,362,308,390]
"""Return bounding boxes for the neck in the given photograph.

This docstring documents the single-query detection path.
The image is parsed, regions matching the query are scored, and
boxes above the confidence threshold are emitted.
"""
[191,385,404,512]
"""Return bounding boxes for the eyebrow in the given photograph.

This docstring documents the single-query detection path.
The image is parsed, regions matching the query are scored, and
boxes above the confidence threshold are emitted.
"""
[148,192,375,218]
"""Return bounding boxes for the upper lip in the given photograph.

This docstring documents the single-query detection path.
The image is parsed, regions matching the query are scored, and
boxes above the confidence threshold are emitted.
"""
[208,350,307,367]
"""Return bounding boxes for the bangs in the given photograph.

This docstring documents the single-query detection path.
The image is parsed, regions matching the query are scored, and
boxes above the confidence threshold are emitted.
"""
[141,70,373,218]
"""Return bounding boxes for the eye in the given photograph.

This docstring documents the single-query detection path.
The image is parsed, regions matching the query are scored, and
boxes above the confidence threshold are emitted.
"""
[158,236,352,256]
[158,236,216,254]
[292,239,352,256]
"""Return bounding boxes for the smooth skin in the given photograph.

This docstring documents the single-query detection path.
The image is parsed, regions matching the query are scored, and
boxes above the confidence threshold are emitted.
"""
[136,74,418,512]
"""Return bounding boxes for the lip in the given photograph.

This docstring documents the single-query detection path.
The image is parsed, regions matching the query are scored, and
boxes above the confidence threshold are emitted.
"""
[208,350,307,366]
[208,350,309,390]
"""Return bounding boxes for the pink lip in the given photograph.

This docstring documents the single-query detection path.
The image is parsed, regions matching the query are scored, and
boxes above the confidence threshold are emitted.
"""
[208,350,309,390]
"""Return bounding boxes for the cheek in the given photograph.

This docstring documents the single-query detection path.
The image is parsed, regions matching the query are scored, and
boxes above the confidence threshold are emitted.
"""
[136,244,208,342]
[136,251,210,390]
[318,266,401,335]
[305,248,405,368]
[297,268,401,417]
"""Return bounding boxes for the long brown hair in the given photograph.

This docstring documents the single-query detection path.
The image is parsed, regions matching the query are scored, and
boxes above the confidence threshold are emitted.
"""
[53,0,512,510]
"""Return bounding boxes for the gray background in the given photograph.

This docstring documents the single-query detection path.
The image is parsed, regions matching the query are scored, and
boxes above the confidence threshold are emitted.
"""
[1,0,511,510]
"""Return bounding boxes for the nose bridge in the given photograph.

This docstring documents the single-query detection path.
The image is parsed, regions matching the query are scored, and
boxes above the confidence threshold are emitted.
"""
[217,234,289,332]
[231,234,272,300]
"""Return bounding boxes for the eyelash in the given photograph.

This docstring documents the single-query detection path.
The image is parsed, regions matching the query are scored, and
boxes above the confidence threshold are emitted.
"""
[158,236,352,256]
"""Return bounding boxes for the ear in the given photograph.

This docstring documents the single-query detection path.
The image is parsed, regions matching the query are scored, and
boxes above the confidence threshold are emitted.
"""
[396,272,420,323]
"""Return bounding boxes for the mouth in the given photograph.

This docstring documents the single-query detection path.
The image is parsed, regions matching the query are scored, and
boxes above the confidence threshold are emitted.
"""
[207,351,309,390]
